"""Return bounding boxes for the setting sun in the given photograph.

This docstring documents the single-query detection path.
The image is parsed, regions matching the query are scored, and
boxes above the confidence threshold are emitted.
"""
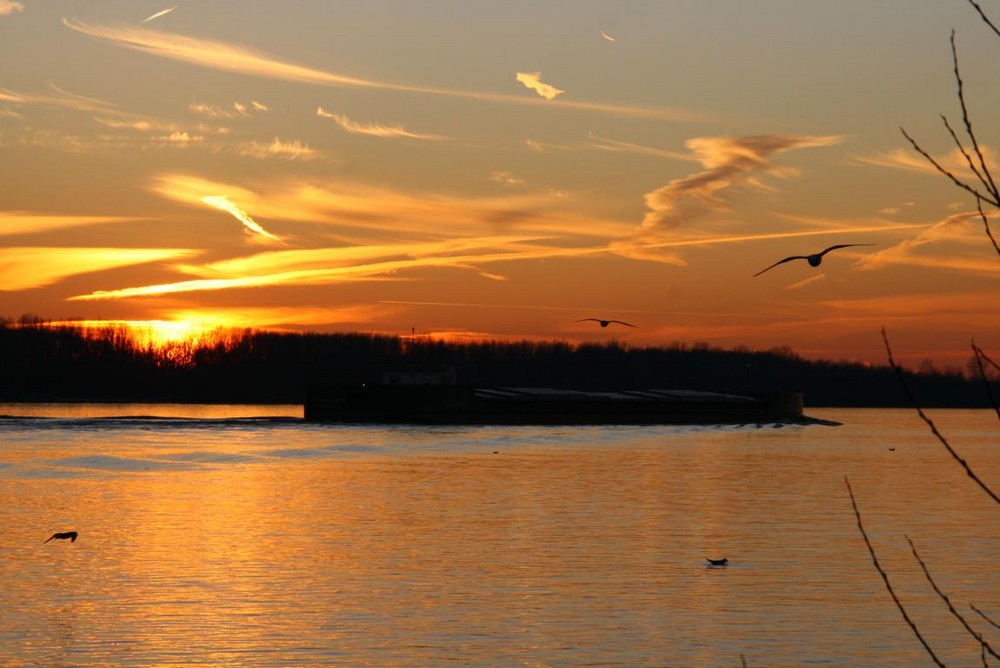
[2,1,998,370]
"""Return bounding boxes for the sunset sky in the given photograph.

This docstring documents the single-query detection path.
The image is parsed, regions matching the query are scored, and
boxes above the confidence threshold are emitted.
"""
[2,0,999,368]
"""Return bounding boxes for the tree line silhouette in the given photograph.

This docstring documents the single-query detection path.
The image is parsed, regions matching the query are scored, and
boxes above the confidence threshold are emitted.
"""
[0,316,992,407]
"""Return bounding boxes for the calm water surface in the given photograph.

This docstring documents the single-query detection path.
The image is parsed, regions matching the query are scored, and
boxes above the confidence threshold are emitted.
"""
[0,405,998,667]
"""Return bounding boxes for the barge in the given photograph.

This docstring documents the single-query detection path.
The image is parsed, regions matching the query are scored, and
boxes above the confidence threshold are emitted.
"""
[304,367,803,425]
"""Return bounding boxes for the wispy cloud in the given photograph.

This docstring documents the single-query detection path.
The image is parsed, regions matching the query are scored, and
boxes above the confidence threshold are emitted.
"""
[236,138,316,160]
[600,30,616,43]
[490,171,525,187]
[151,173,631,241]
[0,247,196,290]
[857,146,998,180]
[0,212,137,237]
[62,19,712,122]
[0,83,118,114]
[68,235,603,301]
[515,72,564,100]
[189,101,268,118]
[201,195,283,242]
[855,210,1000,274]
[0,1,23,16]
[316,107,447,140]
[611,134,847,263]
[142,6,177,23]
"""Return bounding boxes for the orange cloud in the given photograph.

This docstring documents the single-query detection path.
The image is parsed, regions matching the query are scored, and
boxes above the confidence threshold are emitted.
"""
[0,247,197,290]
[0,212,136,236]
[611,134,847,263]
[62,19,710,122]
[316,107,447,140]
[200,196,283,243]
[236,138,317,160]
[0,1,24,16]
[515,72,564,100]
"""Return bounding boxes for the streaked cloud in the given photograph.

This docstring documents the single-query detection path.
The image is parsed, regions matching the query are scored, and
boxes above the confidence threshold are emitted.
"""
[490,171,525,187]
[142,6,177,23]
[0,247,197,290]
[600,30,616,42]
[316,107,447,140]
[151,173,631,241]
[0,83,117,114]
[67,237,609,301]
[0,212,137,237]
[855,211,999,274]
[515,72,564,100]
[62,19,710,122]
[0,1,23,16]
[612,134,847,263]
[236,137,317,160]
[201,195,283,242]
[189,101,268,118]
[857,146,998,181]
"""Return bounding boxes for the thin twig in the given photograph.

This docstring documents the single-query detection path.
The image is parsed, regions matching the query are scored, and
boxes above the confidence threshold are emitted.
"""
[942,114,992,199]
[845,478,945,666]
[882,328,1000,507]
[900,127,997,206]
[968,0,1000,39]
[971,604,1000,632]
[950,30,1000,202]
[975,199,1000,257]
[971,340,1000,420]
[907,536,1000,661]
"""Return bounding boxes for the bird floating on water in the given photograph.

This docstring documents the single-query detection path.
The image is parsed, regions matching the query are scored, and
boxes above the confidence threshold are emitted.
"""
[576,318,636,328]
[44,531,78,544]
[753,244,874,277]
[706,557,729,567]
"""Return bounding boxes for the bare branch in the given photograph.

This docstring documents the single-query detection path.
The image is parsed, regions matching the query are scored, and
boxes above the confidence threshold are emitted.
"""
[845,477,945,666]
[971,604,1000,632]
[971,340,1000,420]
[941,114,995,199]
[883,327,1000,506]
[900,127,999,206]
[968,0,1000,39]
[950,30,1000,202]
[907,536,1000,661]
[975,200,1000,257]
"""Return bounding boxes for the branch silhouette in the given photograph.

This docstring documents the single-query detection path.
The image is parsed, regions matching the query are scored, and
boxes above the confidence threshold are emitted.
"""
[845,477,945,667]
[882,328,1000,507]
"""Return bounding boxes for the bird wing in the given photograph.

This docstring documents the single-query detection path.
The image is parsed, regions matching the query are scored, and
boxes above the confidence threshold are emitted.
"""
[43,534,55,543]
[753,255,806,277]
[609,320,637,327]
[818,243,874,256]
[576,318,600,323]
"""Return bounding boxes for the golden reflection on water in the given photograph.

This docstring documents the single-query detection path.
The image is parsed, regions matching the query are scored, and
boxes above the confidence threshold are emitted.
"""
[0,408,998,666]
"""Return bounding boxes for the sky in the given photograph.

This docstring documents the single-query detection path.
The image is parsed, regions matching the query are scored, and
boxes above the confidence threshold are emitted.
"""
[2,0,999,369]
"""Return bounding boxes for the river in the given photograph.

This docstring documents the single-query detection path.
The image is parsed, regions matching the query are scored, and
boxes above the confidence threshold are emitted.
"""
[0,405,997,666]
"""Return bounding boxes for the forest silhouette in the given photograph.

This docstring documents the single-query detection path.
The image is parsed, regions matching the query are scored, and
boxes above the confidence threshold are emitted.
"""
[0,316,991,407]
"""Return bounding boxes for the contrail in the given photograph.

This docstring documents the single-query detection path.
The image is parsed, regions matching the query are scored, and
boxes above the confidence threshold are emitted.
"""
[201,195,281,241]
[378,300,783,319]
[142,6,177,23]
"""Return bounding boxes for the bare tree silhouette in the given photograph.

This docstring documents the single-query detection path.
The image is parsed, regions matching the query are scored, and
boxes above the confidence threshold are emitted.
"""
[848,4,1000,663]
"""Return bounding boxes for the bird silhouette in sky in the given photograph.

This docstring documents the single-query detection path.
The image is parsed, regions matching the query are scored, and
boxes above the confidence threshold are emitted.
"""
[576,318,636,328]
[753,244,875,277]
[706,557,729,567]
[44,531,78,543]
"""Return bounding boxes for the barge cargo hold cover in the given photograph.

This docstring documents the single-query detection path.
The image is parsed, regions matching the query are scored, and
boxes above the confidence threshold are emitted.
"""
[304,384,804,425]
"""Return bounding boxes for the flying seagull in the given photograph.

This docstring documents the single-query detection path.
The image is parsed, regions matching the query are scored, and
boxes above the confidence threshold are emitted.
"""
[706,557,728,567]
[44,531,78,543]
[753,244,874,277]
[576,318,636,328]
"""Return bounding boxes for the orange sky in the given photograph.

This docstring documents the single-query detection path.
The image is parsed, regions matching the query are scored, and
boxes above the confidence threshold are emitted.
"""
[2,1,999,369]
